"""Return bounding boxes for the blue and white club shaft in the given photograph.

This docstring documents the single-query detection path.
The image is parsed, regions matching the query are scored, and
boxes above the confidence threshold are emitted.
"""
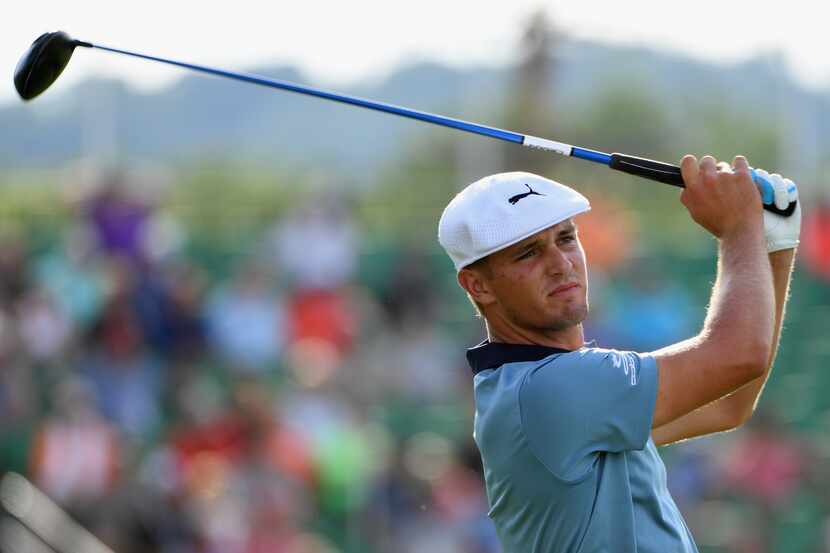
[77,40,797,217]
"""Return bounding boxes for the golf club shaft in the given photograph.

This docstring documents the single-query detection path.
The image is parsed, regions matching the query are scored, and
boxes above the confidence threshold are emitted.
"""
[76,40,796,217]
[82,42,591,156]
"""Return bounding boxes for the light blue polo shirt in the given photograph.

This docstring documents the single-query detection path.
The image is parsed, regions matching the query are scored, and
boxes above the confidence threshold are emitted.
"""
[467,341,698,553]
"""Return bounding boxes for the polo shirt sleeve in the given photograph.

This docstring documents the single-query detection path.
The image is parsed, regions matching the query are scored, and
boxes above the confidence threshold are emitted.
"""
[518,348,658,482]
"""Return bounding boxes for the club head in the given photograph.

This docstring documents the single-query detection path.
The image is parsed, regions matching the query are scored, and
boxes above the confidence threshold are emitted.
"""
[14,31,81,101]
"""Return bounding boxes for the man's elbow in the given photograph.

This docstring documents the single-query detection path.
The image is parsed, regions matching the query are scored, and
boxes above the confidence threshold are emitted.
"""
[733,338,771,381]
[708,332,770,381]
[724,403,757,430]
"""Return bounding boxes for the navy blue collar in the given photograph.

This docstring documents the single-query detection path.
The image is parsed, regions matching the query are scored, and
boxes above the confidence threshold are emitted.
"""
[466,340,573,375]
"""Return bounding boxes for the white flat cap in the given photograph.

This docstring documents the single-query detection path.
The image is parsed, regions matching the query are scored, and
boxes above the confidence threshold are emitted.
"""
[438,172,591,271]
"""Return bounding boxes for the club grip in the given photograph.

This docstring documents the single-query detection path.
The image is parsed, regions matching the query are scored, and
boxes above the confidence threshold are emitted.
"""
[609,153,798,217]
[609,153,685,186]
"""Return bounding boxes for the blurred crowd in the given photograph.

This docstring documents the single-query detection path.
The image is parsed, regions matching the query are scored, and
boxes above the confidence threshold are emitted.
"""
[0,176,493,553]
[0,175,829,553]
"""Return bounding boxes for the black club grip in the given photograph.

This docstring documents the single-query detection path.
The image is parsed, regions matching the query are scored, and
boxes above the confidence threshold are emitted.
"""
[609,153,798,217]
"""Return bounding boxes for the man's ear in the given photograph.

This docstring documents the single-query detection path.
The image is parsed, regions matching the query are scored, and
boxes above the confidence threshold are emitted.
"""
[458,266,496,307]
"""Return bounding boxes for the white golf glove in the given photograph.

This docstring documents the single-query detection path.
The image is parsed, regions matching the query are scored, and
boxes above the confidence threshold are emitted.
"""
[754,169,801,252]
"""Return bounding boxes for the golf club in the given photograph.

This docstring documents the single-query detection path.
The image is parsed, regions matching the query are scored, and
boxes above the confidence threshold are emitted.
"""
[14,31,797,216]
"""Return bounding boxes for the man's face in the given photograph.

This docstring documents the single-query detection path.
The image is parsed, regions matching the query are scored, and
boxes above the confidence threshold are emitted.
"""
[467,219,589,333]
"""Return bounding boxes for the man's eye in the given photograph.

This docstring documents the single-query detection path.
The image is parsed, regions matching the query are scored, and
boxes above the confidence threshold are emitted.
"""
[560,234,576,244]
[517,249,536,260]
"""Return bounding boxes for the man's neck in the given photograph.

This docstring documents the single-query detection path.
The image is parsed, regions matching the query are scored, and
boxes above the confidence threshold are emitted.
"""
[486,321,585,351]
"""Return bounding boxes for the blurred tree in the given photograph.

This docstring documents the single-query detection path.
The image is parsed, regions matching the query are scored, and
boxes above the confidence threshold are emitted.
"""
[687,100,781,171]
[359,133,458,243]
[563,80,675,162]
[502,10,558,173]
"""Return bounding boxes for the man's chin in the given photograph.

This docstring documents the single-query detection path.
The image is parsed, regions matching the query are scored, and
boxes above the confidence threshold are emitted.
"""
[546,306,588,331]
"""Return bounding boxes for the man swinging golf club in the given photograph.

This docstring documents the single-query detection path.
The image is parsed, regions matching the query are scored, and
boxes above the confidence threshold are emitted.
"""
[438,154,800,553]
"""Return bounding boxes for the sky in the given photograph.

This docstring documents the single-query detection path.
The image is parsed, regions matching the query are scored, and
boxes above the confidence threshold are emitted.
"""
[3,0,830,107]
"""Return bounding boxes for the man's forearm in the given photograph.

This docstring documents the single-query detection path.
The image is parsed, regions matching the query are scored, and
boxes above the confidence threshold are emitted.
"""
[652,248,795,446]
[720,248,796,422]
[703,226,775,365]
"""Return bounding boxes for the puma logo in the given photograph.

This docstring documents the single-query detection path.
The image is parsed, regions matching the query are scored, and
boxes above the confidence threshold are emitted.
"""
[508,184,545,205]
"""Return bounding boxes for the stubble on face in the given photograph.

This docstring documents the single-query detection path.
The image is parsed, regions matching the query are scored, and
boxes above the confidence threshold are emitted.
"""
[485,222,590,334]
[498,278,589,333]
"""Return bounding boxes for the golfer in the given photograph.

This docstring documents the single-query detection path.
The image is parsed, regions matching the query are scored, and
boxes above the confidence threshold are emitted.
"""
[438,155,800,552]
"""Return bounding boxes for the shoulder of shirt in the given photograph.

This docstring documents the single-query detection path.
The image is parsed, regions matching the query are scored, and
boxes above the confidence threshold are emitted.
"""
[469,342,640,378]
[521,347,634,377]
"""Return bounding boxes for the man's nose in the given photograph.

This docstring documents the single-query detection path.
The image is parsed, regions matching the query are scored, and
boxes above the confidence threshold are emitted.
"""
[544,245,573,275]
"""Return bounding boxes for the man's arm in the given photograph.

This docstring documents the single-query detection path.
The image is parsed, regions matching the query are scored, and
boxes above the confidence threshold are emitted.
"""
[652,249,795,446]
[648,155,774,429]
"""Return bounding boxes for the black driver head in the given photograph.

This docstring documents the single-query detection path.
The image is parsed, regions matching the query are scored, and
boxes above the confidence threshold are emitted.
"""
[14,31,81,101]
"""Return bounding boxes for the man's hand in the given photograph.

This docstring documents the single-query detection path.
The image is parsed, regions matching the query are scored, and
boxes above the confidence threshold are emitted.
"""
[679,155,763,239]
[754,169,802,252]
